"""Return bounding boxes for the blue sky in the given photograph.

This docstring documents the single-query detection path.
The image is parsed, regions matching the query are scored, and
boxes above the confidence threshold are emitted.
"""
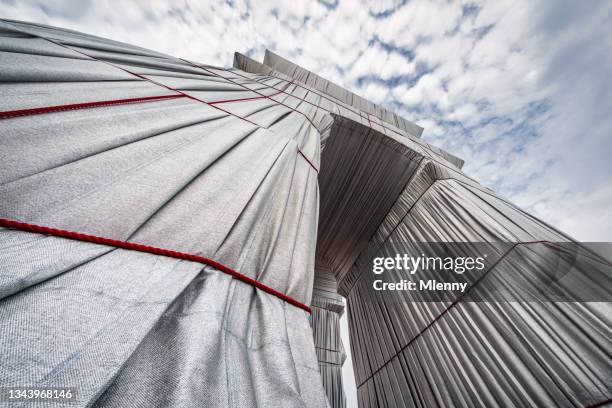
[2,0,611,404]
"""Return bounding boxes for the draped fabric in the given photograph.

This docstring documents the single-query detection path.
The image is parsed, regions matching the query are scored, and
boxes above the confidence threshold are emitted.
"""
[345,156,612,407]
[314,116,612,408]
[240,50,612,408]
[312,259,347,408]
[0,19,326,407]
[1,18,610,408]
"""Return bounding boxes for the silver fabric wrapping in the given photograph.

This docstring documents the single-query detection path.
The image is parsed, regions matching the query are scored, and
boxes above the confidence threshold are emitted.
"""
[246,55,612,407]
[311,307,347,408]
[312,260,347,407]
[1,17,610,408]
[319,124,612,406]
[261,50,425,140]
[0,19,327,408]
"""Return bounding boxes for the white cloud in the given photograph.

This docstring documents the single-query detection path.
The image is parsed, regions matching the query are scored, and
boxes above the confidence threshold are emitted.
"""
[397,73,450,110]
[377,0,463,47]
[358,81,390,104]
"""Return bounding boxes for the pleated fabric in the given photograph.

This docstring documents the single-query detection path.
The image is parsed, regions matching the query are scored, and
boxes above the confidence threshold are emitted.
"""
[238,54,612,407]
[315,121,612,407]
[1,18,610,408]
[312,259,348,407]
[0,19,327,408]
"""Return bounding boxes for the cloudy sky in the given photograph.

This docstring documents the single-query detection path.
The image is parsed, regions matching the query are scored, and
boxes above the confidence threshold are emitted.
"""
[2,0,611,404]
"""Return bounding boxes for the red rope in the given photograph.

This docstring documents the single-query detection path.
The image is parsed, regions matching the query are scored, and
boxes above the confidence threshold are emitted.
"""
[356,239,554,388]
[586,398,612,408]
[0,36,319,173]
[246,74,409,138]
[207,82,291,105]
[0,91,319,173]
[208,95,270,105]
[0,94,185,119]
[187,63,319,131]
[298,149,319,172]
[179,59,320,172]
[0,218,311,314]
